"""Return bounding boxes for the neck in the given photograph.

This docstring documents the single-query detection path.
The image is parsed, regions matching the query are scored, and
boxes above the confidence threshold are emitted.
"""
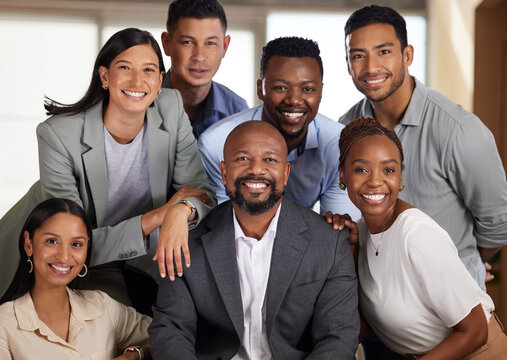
[30,282,69,316]
[103,105,145,144]
[363,200,398,234]
[233,201,280,240]
[370,76,415,131]
[170,70,211,122]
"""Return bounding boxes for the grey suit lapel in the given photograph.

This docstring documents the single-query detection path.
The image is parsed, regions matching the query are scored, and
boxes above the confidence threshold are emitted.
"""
[201,203,244,339]
[82,102,108,226]
[146,105,170,208]
[265,201,309,335]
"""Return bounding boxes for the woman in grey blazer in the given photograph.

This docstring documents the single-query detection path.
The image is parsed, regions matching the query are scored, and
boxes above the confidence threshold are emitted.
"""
[1,28,215,313]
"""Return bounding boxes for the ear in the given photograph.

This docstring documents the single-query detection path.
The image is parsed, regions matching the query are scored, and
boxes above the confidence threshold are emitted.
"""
[23,231,33,257]
[339,167,345,187]
[346,56,352,76]
[158,71,165,87]
[222,35,231,57]
[220,161,227,186]
[403,44,414,67]
[256,79,263,101]
[283,162,290,186]
[161,31,172,56]
[98,66,109,88]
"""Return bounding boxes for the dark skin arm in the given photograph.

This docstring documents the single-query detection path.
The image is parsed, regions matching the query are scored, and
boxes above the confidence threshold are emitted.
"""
[420,304,487,360]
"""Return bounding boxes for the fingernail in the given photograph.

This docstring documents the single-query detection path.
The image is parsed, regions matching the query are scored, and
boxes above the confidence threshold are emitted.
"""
[186,263,190,268]
[178,272,183,277]
[160,273,166,278]
[170,275,175,281]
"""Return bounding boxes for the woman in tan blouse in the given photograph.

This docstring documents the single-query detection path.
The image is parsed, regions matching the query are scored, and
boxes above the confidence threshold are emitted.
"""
[0,198,150,360]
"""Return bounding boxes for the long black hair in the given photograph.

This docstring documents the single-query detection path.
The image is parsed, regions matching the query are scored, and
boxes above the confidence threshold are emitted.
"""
[0,198,93,304]
[44,27,166,116]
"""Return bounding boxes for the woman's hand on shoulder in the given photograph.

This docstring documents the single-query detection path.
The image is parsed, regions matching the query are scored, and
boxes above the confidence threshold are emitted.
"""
[322,211,359,263]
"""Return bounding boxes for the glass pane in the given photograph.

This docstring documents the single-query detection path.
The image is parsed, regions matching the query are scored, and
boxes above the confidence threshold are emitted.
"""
[0,14,97,216]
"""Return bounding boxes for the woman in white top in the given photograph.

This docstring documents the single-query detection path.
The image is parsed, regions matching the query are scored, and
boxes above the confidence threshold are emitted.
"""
[0,198,151,360]
[335,117,506,359]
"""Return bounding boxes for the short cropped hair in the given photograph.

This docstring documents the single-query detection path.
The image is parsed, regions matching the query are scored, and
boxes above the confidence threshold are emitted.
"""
[339,117,404,169]
[344,5,408,50]
[260,37,323,79]
[166,0,227,32]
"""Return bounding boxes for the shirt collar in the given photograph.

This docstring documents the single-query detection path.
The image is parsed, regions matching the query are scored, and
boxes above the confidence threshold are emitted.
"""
[232,202,282,242]
[163,70,225,117]
[360,76,425,127]
[14,288,102,334]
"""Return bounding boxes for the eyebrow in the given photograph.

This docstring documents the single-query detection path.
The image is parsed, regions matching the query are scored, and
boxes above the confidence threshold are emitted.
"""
[114,59,159,69]
[232,150,282,157]
[180,34,220,40]
[352,158,399,165]
[270,79,319,84]
[42,232,88,240]
[349,42,395,53]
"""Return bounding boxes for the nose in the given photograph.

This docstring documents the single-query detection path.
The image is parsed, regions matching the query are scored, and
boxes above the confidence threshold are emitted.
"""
[191,44,206,62]
[131,69,142,87]
[55,244,70,262]
[366,55,380,74]
[284,87,304,106]
[367,169,384,187]
[247,157,266,176]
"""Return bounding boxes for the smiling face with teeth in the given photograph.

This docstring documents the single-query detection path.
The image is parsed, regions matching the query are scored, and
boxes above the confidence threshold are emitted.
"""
[258,56,323,152]
[221,121,290,216]
[346,23,413,103]
[340,134,403,231]
[24,212,89,290]
[99,44,164,120]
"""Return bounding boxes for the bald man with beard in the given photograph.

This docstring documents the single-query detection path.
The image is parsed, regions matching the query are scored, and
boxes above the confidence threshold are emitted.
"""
[149,121,359,360]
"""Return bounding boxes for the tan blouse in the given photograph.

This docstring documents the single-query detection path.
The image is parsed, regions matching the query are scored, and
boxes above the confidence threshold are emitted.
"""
[0,288,150,359]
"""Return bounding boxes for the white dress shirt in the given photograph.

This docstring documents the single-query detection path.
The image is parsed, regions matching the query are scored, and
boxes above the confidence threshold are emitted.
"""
[231,205,281,360]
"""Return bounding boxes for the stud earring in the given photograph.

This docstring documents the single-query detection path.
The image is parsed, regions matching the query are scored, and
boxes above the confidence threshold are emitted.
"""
[102,84,108,90]
[158,89,162,94]
[399,185,405,191]
[77,264,88,278]
[339,182,346,190]
[27,258,33,274]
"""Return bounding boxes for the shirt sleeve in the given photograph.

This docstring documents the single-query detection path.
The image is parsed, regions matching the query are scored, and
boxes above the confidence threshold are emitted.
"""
[197,133,230,204]
[105,292,151,351]
[446,115,507,249]
[405,218,482,327]
[0,326,12,360]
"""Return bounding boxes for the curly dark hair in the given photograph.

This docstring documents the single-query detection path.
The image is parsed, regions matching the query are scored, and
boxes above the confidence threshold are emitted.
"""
[344,5,408,51]
[260,37,323,79]
[339,117,404,169]
[166,0,227,32]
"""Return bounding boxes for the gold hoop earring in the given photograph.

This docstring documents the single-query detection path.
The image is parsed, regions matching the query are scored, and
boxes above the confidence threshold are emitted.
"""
[158,89,161,94]
[102,84,108,90]
[77,264,88,278]
[399,185,405,191]
[339,182,346,190]
[27,258,33,274]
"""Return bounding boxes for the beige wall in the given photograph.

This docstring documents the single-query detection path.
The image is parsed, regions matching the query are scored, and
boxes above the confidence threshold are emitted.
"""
[427,0,482,112]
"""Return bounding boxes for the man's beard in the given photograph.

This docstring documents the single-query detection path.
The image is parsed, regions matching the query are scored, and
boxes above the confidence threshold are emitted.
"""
[226,176,282,215]
[358,68,405,103]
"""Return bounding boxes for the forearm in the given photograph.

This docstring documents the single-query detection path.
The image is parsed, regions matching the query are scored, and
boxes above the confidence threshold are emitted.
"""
[478,245,504,263]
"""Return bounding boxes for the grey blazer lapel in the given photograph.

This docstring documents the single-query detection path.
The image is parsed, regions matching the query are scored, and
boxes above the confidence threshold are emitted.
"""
[82,102,108,226]
[146,105,170,209]
[201,203,244,339]
[265,201,309,335]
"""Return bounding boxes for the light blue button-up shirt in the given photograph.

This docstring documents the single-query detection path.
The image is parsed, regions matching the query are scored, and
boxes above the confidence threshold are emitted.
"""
[198,105,361,220]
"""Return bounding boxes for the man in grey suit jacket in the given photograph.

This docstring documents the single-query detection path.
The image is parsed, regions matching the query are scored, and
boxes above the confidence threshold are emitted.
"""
[149,121,359,359]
